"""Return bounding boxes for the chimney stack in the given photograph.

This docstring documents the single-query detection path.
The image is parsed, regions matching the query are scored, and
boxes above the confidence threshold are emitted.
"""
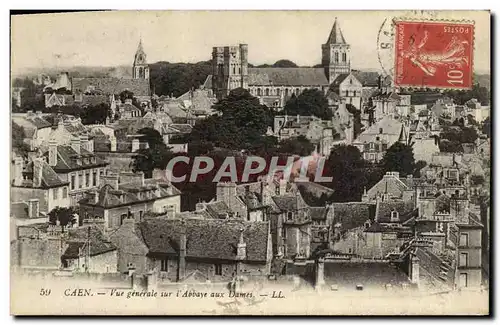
[409,253,420,287]
[315,257,326,289]
[71,137,81,155]
[13,156,24,186]
[178,220,187,281]
[110,136,117,152]
[236,228,247,260]
[32,158,44,188]
[48,140,58,166]
[27,199,40,219]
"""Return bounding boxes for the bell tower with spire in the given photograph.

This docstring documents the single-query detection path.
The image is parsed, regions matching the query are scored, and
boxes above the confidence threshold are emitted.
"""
[322,18,351,83]
[133,38,149,80]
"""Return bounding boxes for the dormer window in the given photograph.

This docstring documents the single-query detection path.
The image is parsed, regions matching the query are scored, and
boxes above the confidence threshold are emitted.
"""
[286,211,293,221]
[390,210,399,222]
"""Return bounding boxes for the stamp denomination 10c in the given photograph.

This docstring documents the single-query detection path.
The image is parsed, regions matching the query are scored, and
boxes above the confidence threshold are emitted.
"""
[393,19,474,89]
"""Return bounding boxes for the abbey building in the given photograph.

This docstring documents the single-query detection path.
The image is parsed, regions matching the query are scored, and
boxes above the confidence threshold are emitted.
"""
[44,40,152,108]
[210,19,365,110]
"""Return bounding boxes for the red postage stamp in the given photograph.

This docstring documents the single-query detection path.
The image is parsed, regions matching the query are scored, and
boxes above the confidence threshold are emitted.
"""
[394,20,474,89]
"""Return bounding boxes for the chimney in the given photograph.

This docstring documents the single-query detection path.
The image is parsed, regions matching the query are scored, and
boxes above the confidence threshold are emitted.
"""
[131,139,140,152]
[296,114,300,123]
[315,257,326,289]
[13,156,24,186]
[57,118,64,130]
[279,179,287,195]
[101,173,119,189]
[32,158,43,188]
[236,228,247,260]
[27,199,40,219]
[80,134,91,152]
[178,220,187,281]
[48,140,58,166]
[110,136,117,152]
[71,137,81,155]
[409,253,420,286]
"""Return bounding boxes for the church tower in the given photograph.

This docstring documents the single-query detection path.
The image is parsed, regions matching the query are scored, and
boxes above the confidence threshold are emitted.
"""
[322,18,351,83]
[133,39,150,80]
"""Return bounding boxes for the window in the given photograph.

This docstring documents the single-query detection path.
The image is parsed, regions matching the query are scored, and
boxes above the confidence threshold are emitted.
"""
[459,273,468,288]
[379,128,384,134]
[277,89,281,96]
[345,90,349,97]
[459,252,468,267]
[93,171,97,187]
[232,65,235,74]
[376,136,380,141]
[214,264,222,276]
[334,52,339,63]
[460,233,469,247]
[265,88,270,96]
[353,91,357,97]
[139,211,143,221]
[342,52,347,62]
[85,172,90,187]
[70,175,76,190]
[257,88,262,96]
[78,174,82,189]
[53,188,59,200]
[390,211,399,222]
[120,213,127,225]
[62,187,68,198]
[369,142,375,150]
[287,211,293,221]
[161,259,168,272]
[281,227,286,239]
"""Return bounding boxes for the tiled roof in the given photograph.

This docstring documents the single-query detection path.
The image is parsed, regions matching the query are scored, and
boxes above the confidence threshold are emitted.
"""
[63,225,117,258]
[72,78,151,96]
[354,116,403,144]
[352,71,379,87]
[271,193,308,212]
[49,145,108,172]
[331,74,350,87]
[205,201,232,218]
[120,103,141,112]
[21,159,69,188]
[414,247,455,289]
[325,19,347,44]
[177,89,216,112]
[377,200,416,223]
[332,202,375,230]
[94,139,148,153]
[309,207,328,220]
[248,68,329,86]
[323,261,411,289]
[79,181,181,208]
[138,218,270,262]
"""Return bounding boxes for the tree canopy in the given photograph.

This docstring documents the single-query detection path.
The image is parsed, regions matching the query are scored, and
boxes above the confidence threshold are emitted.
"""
[284,88,331,120]
[439,124,478,152]
[132,127,174,178]
[380,142,416,177]
[149,61,212,98]
[188,88,275,153]
[278,135,315,156]
[12,122,30,157]
[48,207,77,232]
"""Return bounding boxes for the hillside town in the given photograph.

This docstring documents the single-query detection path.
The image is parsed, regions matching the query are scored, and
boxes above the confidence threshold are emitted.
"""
[11,18,491,297]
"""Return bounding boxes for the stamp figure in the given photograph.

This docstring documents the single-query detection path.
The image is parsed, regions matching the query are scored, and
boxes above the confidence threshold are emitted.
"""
[394,20,474,89]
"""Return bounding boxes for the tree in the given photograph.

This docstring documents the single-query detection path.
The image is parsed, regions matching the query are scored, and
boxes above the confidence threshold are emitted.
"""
[132,128,174,177]
[278,136,315,156]
[272,59,298,68]
[284,88,331,120]
[189,88,275,152]
[439,139,464,153]
[149,61,212,98]
[48,207,77,232]
[380,142,416,177]
[324,145,366,202]
[12,122,30,157]
[119,90,135,102]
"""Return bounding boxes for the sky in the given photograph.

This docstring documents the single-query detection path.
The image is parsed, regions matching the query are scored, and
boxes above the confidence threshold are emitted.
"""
[11,10,491,75]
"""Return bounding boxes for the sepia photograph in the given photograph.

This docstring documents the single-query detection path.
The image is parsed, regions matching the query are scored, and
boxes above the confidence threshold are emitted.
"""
[9,9,491,316]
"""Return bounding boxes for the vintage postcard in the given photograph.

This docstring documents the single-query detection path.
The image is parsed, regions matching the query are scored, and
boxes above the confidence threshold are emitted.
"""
[10,10,491,315]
